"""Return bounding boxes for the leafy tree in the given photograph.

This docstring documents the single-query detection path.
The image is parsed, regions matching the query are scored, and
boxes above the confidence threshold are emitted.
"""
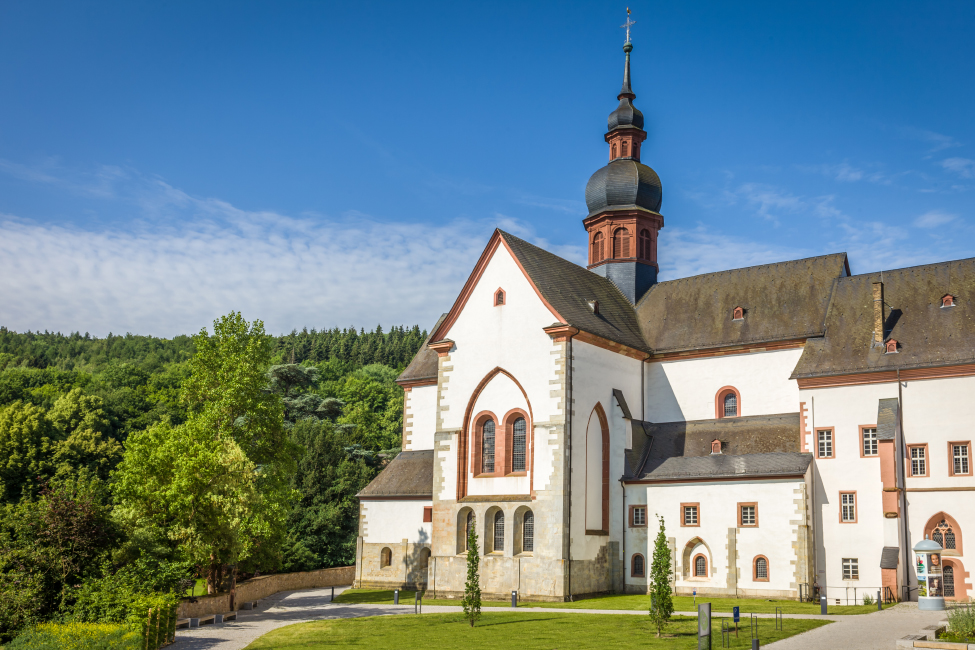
[0,401,55,503]
[462,516,481,628]
[48,389,122,483]
[649,515,674,637]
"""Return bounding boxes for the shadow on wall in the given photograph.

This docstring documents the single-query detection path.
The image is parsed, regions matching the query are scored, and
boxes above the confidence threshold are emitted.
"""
[644,364,685,422]
[404,528,431,589]
[812,461,829,590]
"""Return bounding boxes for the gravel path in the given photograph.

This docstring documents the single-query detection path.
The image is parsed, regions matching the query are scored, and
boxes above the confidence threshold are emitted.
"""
[173,588,945,650]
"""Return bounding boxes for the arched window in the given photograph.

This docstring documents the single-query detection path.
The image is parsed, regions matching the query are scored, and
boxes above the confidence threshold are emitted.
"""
[724,393,737,418]
[482,420,495,473]
[716,387,741,419]
[694,554,708,577]
[754,556,769,581]
[493,510,505,553]
[639,229,652,260]
[933,519,957,550]
[611,143,617,159]
[944,565,955,597]
[631,553,646,577]
[512,417,527,472]
[591,232,605,263]
[612,228,630,258]
[523,511,534,552]
[621,141,628,157]
[380,547,392,568]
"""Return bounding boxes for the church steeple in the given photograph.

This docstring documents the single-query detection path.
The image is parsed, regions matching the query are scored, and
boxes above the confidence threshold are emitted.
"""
[582,11,665,304]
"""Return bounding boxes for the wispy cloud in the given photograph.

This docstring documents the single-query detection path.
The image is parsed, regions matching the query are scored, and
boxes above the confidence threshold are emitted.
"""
[899,127,961,154]
[941,157,975,179]
[914,210,957,228]
[726,182,805,225]
[797,162,892,185]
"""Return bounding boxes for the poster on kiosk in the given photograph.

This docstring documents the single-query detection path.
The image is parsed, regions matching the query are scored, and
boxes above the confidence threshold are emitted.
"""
[915,538,945,611]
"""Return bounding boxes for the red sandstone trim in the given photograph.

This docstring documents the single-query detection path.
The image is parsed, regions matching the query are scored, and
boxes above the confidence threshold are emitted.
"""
[796,363,975,389]
[715,386,741,419]
[859,424,880,458]
[907,443,930,478]
[429,340,454,357]
[948,441,973,477]
[753,555,770,582]
[838,491,858,524]
[651,338,807,362]
[737,502,759,528]
[681,502,701,527]
[924,511,964,556]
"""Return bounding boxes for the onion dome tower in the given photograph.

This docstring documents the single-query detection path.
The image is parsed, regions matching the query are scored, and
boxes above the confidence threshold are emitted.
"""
[584,13,664,304]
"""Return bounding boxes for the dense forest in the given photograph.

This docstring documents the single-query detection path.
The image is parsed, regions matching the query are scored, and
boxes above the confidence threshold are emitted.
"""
[0,321,425,642]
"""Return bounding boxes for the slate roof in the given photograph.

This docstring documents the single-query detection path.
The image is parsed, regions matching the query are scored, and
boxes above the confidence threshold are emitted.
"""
[636,253,850,354]
[881,547,900,569]
[791,258,975,378]
[356,450,434,499]
[877,398,900,441]
[500,231,650,352]
[396,314,446,386]
[624,413,810,481]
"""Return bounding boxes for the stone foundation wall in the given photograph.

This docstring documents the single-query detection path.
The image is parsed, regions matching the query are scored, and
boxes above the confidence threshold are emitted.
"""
[428,554,567,601]
[177,566,355,618]
[354,541,431,590]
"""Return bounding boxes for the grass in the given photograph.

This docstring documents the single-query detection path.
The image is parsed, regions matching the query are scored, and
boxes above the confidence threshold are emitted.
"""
[332,588,894,615]
[244,612,828,649]
[185,579,207,597]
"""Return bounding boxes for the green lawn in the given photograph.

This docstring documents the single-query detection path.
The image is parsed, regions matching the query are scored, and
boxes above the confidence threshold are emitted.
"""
[332,588,893,615]
[245,612,828,649]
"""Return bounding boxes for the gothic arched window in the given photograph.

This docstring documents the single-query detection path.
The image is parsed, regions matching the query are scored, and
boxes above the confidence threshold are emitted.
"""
[933,519,956,550]
[591,232,605,263]
[482,420,495,474]
[493,510,505,553]
[639,229,652,260]
[512,417,527,472]
[523,511,534,552]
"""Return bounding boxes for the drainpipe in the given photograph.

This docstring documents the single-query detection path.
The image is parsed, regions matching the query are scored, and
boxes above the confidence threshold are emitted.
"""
[566,335,574,602]
[620,478,626,595]
[898,369,911,599]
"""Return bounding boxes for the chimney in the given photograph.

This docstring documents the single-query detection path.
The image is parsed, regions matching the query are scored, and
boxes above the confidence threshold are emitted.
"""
[873,281,885,344]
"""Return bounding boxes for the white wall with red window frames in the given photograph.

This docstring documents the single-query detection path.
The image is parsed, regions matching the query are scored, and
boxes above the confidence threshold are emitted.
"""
[466,371,531,496]
[644,348,803,423]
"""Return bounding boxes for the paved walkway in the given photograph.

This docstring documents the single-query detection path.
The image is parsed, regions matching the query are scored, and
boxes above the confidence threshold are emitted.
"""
[173,587,945,650]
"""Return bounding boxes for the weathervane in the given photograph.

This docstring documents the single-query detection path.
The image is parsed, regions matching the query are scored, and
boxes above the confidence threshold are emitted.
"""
[621,7,636,44]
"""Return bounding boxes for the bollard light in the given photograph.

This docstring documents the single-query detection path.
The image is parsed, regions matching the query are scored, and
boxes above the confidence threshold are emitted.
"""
[511,590,517,608]
[752,639,759,650]
[394,589,399,605]
[820,596,827,615]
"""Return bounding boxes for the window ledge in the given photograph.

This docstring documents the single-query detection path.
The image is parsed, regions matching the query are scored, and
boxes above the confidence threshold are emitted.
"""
[505,471,528,477]
[586,529,610,536]
[515,552,534,558]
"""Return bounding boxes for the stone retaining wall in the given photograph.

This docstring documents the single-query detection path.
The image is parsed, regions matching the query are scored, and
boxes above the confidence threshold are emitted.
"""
[177,565,355,619]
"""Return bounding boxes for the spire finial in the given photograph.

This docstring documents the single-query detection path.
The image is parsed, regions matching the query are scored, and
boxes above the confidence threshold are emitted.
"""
[621,7,636,44]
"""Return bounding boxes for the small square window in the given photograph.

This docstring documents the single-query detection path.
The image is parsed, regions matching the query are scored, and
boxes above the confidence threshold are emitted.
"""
[423,506,433,523]
[952,444,970,476]
[632,506,646,527]
[683,505,698,526]
[740,505,756,526]
[842,558,859,580]
[909,445,927,476]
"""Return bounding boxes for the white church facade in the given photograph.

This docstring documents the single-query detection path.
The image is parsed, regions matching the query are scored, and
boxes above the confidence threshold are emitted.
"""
[353,36,975,604]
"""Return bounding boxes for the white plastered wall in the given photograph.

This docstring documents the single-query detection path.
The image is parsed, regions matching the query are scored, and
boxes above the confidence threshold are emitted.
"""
[627,479,805,595]
[362,500,433,545]
[645,348,804,422]
[404,385,437,451]
[570,339,642,561]
[436,243,566,501]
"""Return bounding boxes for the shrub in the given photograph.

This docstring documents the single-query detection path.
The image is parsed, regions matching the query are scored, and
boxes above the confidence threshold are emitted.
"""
[948,604,975,641]
[862,594,874,606]
[7,622,141,650]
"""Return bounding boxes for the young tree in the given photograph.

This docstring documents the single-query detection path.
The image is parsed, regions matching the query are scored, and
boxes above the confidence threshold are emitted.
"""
[461,515,481,628]
[649,515,674,637]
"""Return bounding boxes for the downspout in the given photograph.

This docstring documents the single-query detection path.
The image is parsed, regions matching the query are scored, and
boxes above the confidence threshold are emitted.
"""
[566,335,574,601]
[620,477,626,594]
[898,369,911,599]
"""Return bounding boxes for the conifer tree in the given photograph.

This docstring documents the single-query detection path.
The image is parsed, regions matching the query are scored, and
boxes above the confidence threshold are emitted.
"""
[462,515,481,628]
[649,514,674,637]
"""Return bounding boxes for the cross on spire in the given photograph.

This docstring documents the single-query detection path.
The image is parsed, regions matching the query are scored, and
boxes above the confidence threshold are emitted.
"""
[621,7,636,44]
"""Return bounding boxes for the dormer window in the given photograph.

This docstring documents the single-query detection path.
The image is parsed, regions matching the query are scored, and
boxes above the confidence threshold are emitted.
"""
[495,289,505,306]
[885,339,898,354]
[587,300,599,314]
[732,306,744,321]
[711,439,722,455]
[942,295,956,308]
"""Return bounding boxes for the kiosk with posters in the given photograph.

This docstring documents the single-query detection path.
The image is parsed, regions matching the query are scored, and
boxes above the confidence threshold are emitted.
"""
[914,538,946,611]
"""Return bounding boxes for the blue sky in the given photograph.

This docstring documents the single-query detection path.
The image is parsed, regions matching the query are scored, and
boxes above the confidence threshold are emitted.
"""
[1,1,973,337]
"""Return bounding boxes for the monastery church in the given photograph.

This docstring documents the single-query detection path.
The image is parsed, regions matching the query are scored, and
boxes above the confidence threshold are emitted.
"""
[353,34,975,604]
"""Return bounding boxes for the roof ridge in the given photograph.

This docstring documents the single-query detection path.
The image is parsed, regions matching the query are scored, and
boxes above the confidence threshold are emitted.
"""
[844,255,975,280]
[653,252,849,286]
